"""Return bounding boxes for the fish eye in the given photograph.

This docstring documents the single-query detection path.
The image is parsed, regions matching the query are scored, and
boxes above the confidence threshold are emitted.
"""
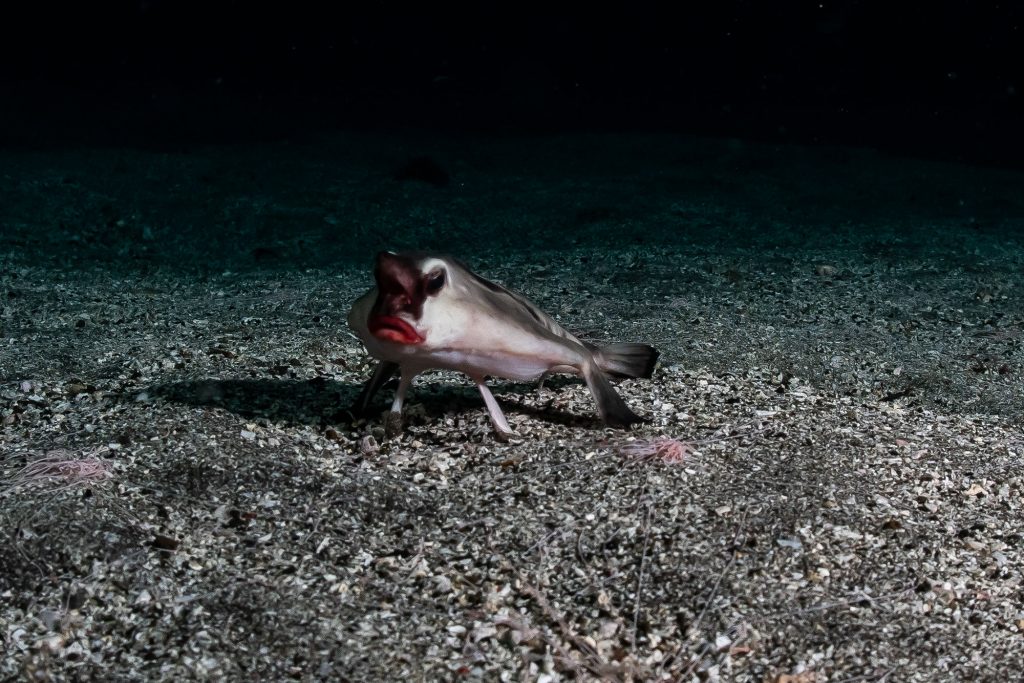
[425,269,446,294]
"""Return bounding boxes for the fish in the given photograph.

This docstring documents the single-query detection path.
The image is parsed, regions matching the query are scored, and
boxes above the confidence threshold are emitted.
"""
[347,251,659,439]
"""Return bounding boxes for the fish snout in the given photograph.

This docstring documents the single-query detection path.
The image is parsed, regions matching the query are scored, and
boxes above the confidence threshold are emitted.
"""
[368,290,424,345]
[372,290,407,315]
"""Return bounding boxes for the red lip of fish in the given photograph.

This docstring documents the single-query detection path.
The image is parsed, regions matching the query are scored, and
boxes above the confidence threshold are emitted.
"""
[368,315,424,345]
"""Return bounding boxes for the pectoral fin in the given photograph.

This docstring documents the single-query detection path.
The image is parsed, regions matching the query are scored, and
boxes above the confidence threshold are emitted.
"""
[474,377,515,441]
[385,369,417,437]
[352,361,399,416]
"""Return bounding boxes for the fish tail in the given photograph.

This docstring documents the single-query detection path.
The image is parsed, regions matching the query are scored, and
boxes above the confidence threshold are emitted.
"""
[582,359,646,428]
[592,343,659,379]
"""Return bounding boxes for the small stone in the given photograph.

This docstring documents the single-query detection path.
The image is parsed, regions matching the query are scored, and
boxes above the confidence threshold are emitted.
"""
[360,435,379,454]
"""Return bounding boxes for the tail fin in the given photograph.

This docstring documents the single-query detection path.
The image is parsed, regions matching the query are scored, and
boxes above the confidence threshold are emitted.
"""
[592,343,659,379]
[581,360,646,428]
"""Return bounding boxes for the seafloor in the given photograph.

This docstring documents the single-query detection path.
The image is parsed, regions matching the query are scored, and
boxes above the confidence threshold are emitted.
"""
[2,131,1022,681]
